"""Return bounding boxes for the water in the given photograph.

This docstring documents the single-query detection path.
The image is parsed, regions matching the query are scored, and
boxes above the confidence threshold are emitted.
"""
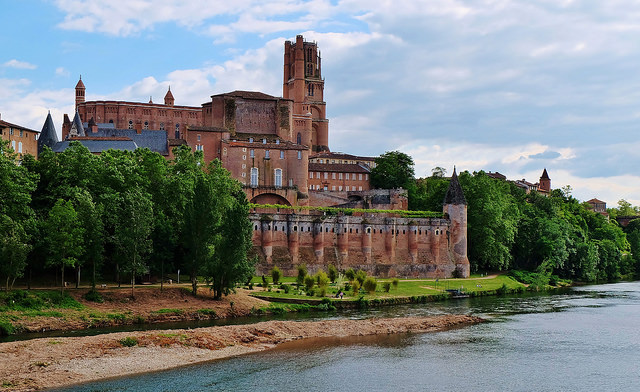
[50,282,640,392]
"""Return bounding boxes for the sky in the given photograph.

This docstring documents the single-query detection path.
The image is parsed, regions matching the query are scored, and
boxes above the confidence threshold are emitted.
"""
[1,0,639,206]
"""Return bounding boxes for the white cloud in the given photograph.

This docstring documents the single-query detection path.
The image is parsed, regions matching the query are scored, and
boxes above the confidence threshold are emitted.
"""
[3,59,37,70]
[55,67,70,77]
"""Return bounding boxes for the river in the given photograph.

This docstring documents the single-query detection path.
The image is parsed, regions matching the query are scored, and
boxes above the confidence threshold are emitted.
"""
[50,282,640,391]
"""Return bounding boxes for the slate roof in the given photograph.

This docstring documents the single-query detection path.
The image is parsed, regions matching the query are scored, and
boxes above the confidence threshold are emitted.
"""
[587,198,606,204]
[443,169,467,205]
[310,151,376,162]
[308,163,370,173]
[82,127,169,155]
[212,90,279,100]
[541,168,550,179]
[38,113,59,155]
[52,139,138,153]
[70,110,85,136]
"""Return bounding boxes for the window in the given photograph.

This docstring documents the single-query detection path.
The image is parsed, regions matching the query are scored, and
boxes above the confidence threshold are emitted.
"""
[250,149,254,158]
[276,139,280,145]
[359,174,363,180]
[197,134,201,141]
[359,186,363,191]
[11,140,15,150]
[346,173,350,180]
[316,172,320,179]
[280,150,284,159]
[289,179,293,187]
[160,122,165,130]
[262,138,266,144]
[249,137,253,143]
[9,128,13,135]
[144,121,149,130]
[332,186,336,191]
[332,173,336,179]
[18,142,22,153]
[308,84,314,96]
[365,174,369,180]
[274,169,282,188]
[324,172,328,179]
[323,186,328,191]
[128,120,133,129]
[265,150,270,159]
[339,173,343,179]
[339,186,342,191]
[297,151,302,159]
[19,130,23,137]
[195,145,204,152]
[309,172,313,179]
[250,168,258,187]
[297,133,302,144]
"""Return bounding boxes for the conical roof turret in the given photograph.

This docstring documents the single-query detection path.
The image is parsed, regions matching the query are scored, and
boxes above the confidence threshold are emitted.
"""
[38,112,59,155]
[541,168,550,179]
[75,76,85,89]
[443,168,467,205]
[164,86,175,106]
[69,109,85,137]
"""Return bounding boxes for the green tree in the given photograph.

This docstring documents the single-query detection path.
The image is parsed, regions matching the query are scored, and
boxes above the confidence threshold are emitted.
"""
[270,266,282,285]
[44,199,84,294]
[370,151,415,189]
[327,264,338,283]
[296,264,307,286]
[73,190,104,289]
[114,189,154,297]
[0,215,30,291]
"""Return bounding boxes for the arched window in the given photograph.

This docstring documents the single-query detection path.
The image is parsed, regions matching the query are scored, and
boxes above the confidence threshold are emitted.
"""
[128,120,133,129]
[144,121,149,130]
[297,132,302,144]
[274,168,282,188]
[175,123,180,139]
[250,167,258,188]
[160,122,164,130]
[109,119,113,123]
[308,84,314,96]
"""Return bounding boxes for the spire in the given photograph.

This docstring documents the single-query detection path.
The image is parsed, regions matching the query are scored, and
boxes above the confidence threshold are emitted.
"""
[75,75,85,89]
[69,109,85,137]
[38,112,59,155]
[541,168,550,179]
[164,86,174,106]
[443,168,467,205]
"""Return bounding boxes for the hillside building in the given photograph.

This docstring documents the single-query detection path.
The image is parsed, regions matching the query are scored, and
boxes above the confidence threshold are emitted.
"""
[0,113,39,162]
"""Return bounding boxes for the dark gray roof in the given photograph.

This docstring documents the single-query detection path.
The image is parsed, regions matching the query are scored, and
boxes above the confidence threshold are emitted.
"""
[443,169,467,205]
[52,139,138,153]
[70,110,85,136]
[81,127,168,155]
[38,113,59,155]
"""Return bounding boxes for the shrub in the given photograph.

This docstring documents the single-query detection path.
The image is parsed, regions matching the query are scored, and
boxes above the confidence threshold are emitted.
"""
[283,285,291,294]
[270,267,282,285]
[355,270,367,286]
[83,290,104,303]
[351,280,361,296]
[297,264,308,286]
[391,278,399,289]
[383,282,391,293]
[496,283,508,295]
[363,277,377,294]
[0,320,15,336]
[119,337,138,347]
[248,283,254,290]
[304,275,315,292]
[328,264,338,283]
[315,271,329,288]
[345,268,356,281]
[317,286,327,297]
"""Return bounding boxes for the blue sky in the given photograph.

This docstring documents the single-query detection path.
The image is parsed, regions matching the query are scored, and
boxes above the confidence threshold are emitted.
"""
[1,0,640,206]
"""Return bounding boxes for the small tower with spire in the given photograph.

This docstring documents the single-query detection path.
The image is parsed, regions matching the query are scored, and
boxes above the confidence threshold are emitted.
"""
[442,168,470,278]
[164,86,174,106]
[539,168,551,193]
[75,76,85,109]
[69,110,85,137]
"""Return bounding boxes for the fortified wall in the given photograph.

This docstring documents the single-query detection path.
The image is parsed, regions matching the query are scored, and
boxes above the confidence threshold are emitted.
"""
[251,171,470,278]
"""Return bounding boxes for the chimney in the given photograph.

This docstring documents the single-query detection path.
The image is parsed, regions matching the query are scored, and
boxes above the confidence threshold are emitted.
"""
[62,114,71,140]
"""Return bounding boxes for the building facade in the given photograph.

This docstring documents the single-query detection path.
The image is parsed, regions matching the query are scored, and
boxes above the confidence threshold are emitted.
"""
[0,114,39,161]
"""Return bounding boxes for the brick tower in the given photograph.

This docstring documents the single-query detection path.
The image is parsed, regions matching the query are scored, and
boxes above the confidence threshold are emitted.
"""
[75,76,85,109]
[283,35,329,152]
[443,168,470,277]
[539,168,551,193]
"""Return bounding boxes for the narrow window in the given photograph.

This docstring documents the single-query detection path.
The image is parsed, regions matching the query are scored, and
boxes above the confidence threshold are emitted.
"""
[274,169,282,188]
[128,120,133,129]
[297,151,302,159]
[297,132,302,144]
[160,122,165,130]
[276,139,280,145]
[250,149,254,158]
[197,134,201,141]
[265,150,270,159]
[249,137,253,143]
[18,142,22,153]
[280,150,284,159]
[250,168,258,187]
[309,172,313,179]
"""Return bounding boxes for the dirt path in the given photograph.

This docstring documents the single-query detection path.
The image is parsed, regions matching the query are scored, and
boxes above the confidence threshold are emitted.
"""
[0,315,483,391]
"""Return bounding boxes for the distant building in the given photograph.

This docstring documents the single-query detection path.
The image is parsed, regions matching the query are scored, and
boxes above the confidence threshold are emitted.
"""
[0,113,39,162]
[586,198,609,218]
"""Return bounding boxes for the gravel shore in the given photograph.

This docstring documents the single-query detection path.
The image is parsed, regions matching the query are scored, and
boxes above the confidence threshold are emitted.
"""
[0,314,483,391]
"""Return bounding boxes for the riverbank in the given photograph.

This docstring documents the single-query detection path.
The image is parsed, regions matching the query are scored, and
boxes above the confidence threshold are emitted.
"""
[0,314,483,391]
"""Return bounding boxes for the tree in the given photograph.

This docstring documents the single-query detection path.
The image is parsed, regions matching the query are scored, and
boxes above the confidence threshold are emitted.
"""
[73,190,104,289]
[370,151,415,189]
[202,178,256,300]
[327,264,338,283]
[270,266,282,285]
[114,189,154,297]
[296,264,307,286]
[0,215,30,291]
[44,199,84,294]
[431,166,447,178]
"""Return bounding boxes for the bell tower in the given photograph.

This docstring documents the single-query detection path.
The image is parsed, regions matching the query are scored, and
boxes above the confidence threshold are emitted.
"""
[75,76,85,109]
[283,35,329,152]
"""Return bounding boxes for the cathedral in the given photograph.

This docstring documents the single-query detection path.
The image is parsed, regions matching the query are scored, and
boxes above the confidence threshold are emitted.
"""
[36,35,471,277]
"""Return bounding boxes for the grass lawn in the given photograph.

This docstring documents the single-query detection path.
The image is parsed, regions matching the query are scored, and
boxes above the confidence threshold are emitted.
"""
[249,275,525,301]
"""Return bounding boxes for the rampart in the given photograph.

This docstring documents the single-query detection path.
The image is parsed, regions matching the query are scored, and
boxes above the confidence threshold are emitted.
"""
[250,212,465,278]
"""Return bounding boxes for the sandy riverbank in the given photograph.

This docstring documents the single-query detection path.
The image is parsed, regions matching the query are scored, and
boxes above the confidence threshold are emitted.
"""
[0,314,483,391]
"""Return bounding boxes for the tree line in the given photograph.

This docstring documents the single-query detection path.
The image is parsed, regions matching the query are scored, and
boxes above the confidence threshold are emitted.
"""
[0,140,254,297]
[371,151,639,282]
